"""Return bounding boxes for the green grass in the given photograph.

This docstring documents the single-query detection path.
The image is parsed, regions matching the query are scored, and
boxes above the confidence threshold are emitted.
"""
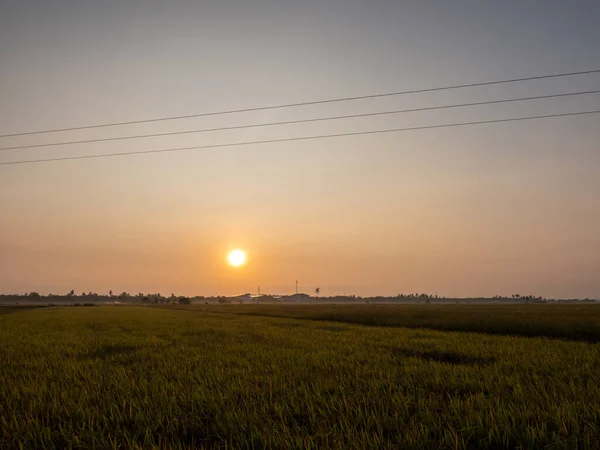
[0,305,45,315]
[1,305,599,449]
[192,303,600,342]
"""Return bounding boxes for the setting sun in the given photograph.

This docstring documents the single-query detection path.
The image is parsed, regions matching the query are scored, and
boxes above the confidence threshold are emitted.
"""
[227,249,247,267]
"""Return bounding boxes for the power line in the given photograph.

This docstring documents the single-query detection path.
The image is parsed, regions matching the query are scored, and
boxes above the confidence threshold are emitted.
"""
[1,69,599,139]
[1,110,598,167]
[2,89,598,152]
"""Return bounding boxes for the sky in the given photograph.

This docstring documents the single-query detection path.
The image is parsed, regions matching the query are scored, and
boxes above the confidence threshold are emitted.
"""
[1,0,599,298]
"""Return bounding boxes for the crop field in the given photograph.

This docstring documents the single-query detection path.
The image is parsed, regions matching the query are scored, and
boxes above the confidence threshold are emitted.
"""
[184,303,600,342]
[1,305,599,449]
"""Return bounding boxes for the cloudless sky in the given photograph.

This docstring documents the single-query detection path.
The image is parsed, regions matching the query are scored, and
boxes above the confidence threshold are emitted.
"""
[1,0,599,298]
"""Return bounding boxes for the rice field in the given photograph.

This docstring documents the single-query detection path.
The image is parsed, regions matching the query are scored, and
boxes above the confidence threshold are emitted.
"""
[1,305,599,449]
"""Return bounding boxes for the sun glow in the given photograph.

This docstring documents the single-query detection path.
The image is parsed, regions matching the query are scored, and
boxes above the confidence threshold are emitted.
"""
[227,249,247,267]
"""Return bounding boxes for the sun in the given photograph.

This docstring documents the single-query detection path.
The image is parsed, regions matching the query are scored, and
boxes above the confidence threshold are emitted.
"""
[227,249,247,267]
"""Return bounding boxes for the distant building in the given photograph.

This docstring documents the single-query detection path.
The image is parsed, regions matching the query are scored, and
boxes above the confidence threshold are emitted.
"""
[230,293,253,302]
[282,293,312,302]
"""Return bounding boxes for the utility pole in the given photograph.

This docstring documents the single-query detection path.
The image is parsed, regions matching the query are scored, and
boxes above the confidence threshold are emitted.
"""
[258,286,260,296]
[295,280,298,295]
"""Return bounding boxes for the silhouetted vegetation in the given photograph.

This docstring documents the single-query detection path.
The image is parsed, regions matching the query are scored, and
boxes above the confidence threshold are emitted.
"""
[2,290,596,307]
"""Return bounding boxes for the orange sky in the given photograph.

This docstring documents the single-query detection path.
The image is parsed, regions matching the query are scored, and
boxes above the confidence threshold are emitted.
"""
[1,1,599,298]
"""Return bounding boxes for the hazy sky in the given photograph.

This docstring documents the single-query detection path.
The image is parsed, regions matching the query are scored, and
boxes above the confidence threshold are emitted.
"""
[1,0,599,298]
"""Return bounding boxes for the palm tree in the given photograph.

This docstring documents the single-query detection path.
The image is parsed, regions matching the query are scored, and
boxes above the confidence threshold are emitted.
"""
[315,287,320,299]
